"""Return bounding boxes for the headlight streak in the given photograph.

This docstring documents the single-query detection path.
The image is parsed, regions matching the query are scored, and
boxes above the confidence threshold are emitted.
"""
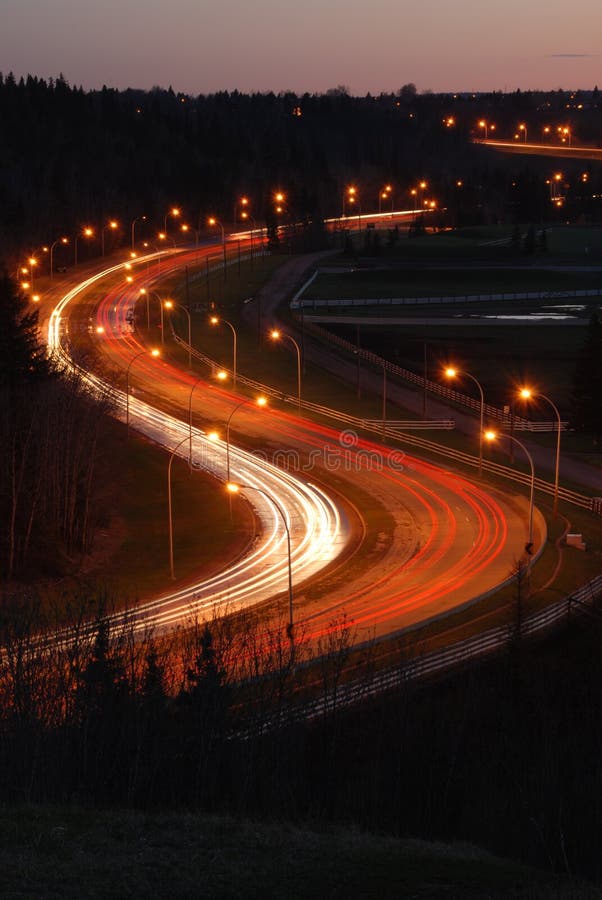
[46,260,346,635]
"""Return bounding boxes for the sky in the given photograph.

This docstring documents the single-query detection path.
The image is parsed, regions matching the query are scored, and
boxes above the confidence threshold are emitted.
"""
[0,0,599,95]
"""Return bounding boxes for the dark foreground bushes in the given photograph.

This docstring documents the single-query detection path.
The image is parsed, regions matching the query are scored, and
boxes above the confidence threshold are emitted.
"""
[1,592,602,878]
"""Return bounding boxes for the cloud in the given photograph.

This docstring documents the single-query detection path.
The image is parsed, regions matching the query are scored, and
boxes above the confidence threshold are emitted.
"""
[547,53,594,58]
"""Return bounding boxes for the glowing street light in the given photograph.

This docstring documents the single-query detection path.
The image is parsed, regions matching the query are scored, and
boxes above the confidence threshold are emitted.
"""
[130,215,147,250]
[101,219,119,257]
[163,206,180,234]
[226,481,293,642]
[518,122,528,143]
[445,366,485,475]
[343,185,357,218]
[167,435,190,580]
[164,300,192,369]
[379,183,393,214]
[210,315,237,386]
[519,387,562,517]
[234,195,250,223]
[74,227,94,266]
[224,396,268,481]
[270,329,302,413]
[126,347,160,436]
[26,256,38,291]
[49,236,69,280]
[485,430,535,558]
[139,289,169,344]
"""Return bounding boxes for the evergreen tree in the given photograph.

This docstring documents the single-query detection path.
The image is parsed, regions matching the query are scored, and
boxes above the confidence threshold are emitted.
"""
[0,274,50,387]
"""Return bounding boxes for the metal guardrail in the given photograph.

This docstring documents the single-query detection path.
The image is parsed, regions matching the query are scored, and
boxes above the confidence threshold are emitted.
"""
[282,573,602,723]
[236,573,602,734]
[172,331,595,512]
[303,319,567,432]
[293,287,602,309]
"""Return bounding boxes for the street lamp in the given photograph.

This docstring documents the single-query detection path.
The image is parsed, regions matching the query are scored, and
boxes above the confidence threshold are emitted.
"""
[180,223,199,247]
[208,216,227,280]
[74,227,94,266]
[343,185,357,218]
[49,236,69,280]
[270,329,302,413]
[26,257,38,292]
[157,231,176,248]
[163,206,181,235]
[210,315,237,386]
[131,215,146,250]
[518,387,562,518]
[239,210,257,259]
[485,430,535,559]
[101,220,118,256]
[518,122,528,143]
[126,347,160,436]
[224,396,268,481]
[234,195,250,224]
[164,300,192,369]
[188,377,204,469]
[378,184,393,215]
[167,434,189,580]
[445,366,485,475]
[226,481,293,642]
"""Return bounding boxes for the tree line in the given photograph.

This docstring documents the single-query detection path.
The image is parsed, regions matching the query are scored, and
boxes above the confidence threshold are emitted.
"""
[2,74,602,265]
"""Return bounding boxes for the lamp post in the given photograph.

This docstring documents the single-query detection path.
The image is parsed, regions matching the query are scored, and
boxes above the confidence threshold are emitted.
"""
[165,300,192,369]
[227,481,294,643]
[208,217,227,280]
[210,316,237,386]
[518,123,527,143]
[270,329,302,413]
[445,366,485,475]
[26,257,38,292]
[378,184,393,215]
[49,237,69,280]
[519,387,562,518]
[188,377,204,469]
[139,289,168,344]
[224,396,268,481]
[74,227,94,266]
[101,220,118,256]
[180,223,199,247]
[168,435,189,580]
[131,215,146,250]
[157,232,176,248]
[163,206,180,235]
[126,347,160,436]
[485,430,535,558]
[234,195,250,224]
[343,185,357,218]
[239,211,256,262]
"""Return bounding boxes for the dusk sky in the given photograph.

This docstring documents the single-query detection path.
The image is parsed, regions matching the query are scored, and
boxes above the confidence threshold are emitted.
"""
[0,0,599,95]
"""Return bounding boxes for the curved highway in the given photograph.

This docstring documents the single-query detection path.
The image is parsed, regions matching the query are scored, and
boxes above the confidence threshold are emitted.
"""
[45,247,543,643]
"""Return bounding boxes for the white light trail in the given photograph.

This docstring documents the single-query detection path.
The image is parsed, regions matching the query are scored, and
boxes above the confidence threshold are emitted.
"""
[46,259,347,633]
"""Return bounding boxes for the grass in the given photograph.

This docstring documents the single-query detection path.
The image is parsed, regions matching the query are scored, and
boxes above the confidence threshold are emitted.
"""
[304,268,602,302]
[54,417,253,605]
[0,805,594,900]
